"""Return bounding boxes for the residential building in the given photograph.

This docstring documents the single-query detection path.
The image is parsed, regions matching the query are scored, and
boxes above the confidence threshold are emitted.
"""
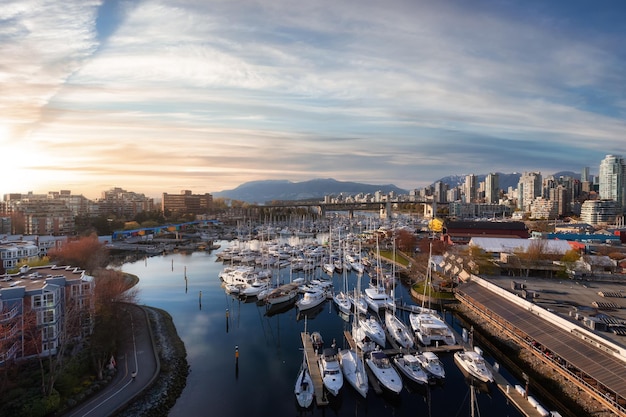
[518,172,542,211]
[162,190,213,216]
[530,197,558,220]
[98,187,155,219]
[464,174,477,203]
[0,265,94,363]
[485,173,499,204]
[580,200,622,225]
[598,155,626,211]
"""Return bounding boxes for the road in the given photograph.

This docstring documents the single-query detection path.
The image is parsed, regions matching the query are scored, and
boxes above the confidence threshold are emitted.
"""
[63,304,159,417]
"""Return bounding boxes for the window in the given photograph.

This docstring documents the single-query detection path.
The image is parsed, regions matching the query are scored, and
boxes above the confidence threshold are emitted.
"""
[42,325,56,341]
[42,309,55,324]
[32,295,42,308]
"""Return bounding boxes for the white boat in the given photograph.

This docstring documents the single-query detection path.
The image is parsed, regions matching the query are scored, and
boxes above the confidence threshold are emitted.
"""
[366,350,403,394]
[385,310,414,349]
[319,346,343,396]
[454,349,494,383]
[393,354,429,385]
[347,291,368,315]
[359,316,386,348]
[240,278,270,297]
[296,288,327,311]
[338,348,368,397]
[333,291,352,315]
[409,311,456,346]
[266,285,299,306]
[294,356,314,408]
[363,284,393,312]
[410,243,455,346]
[415,351,445,380]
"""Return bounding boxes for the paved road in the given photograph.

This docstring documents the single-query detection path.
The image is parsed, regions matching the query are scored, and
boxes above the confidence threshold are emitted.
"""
[63,304,159,417]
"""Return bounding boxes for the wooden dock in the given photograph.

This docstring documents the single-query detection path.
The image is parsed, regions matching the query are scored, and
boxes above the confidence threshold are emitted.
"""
[301,332,329,406]
[492,367,546,417]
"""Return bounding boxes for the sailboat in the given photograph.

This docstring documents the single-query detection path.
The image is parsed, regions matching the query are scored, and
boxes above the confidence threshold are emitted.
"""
[384,242,414,349]
[338,294,369,398]
[332,243,352,315]
[409,243,456,346]
[294,351,314,407]
[363,235,394,312]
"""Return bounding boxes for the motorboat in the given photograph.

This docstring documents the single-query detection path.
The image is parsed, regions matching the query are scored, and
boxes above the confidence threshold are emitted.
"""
[294,358,314,408]
[366,350,403,394]
[359,316,386,348]
[385,311,414,349]
[338,348,368,398]
[409,311,456,346]
[454,348,494,383]
[415,351,445,380]
[363,283,393,312]
[318,346,343,396]
[266,285,299,306]
[239,278,270,298]
[296,288,327,311]
[310,331,324,353]
[393,354,429,385]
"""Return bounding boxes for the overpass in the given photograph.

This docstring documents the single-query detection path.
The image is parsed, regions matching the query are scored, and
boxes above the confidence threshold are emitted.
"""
[263,198,442,219]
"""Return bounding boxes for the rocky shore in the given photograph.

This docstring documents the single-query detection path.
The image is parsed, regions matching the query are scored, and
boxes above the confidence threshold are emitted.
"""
[116,307,189,417]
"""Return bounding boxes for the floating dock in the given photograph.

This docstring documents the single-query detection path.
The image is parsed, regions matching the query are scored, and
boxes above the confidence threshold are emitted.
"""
[301,332,329,406]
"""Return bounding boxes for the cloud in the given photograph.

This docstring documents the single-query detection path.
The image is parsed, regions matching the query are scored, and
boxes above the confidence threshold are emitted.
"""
[2,0,625,197]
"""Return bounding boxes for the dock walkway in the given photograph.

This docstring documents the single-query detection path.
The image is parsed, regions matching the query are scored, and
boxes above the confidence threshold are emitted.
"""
[301,332,329,406]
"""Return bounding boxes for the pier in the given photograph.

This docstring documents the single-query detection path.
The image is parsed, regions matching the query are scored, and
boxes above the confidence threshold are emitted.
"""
[301,332,329,406]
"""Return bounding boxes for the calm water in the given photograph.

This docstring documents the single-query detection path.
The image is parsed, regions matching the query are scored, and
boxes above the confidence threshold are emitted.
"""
[121,244,524,417]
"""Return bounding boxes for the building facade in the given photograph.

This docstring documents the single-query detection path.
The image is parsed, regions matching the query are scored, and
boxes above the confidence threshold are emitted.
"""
[0,265,94,364]
[162,190,213,215]
[598,155,626,212]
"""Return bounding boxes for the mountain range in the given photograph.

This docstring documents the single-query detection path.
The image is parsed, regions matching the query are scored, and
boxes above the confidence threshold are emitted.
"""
[213,172,580,203]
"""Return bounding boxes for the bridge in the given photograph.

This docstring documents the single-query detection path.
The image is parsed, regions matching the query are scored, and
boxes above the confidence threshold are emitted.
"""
[263,198,442,219]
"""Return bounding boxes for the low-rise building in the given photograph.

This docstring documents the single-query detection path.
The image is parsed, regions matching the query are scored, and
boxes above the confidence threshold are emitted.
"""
[0,265,94,364]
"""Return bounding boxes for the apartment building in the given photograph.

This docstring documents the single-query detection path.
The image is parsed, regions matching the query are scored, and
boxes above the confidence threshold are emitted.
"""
[162,190,213,215]
[0,265,94,364]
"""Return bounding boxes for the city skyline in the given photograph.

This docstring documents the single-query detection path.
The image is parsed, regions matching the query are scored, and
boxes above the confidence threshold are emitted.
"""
[2,0,625,199]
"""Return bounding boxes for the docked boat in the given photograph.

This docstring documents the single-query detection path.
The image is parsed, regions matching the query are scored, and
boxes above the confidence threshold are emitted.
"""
[454,348,494,383]
[347,291,368,315]
[318,346,344,396]
[366,350,403,394]
[266,284,299,306]
[310,331,324,353]
[385,311,414,349]
[239,278,270,298]
[339,299,369,398]
[296,288,327,311]
[409,311,456,346]
[363,284,394,312]
[294,356,314,408]
[415,351,445,380]
[359,315,386,348]
[393,354,429,385]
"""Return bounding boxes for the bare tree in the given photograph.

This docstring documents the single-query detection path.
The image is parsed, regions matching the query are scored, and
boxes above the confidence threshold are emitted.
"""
[47,233,109,274]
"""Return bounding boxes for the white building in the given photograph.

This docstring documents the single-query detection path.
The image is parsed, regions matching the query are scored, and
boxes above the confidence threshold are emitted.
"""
[580,200,622,225]
[598,154,626,211]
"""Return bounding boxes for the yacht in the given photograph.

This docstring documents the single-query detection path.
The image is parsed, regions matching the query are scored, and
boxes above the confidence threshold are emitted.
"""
[415,351,445,380]
[359,315,386,348]
[409,310,456,346]
[319,346,344,396]
[454,348,494,383]
[385,311,414,349]
[366,350,403,394]
[363,284,393,312]
[296,288,327,311]
[393,354,429,385]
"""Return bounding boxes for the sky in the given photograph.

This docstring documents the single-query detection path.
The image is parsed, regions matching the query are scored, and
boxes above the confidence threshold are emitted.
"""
[1,0,625,199]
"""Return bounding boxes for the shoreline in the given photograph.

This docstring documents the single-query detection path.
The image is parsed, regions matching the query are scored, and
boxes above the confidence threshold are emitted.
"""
[116,306,189,417]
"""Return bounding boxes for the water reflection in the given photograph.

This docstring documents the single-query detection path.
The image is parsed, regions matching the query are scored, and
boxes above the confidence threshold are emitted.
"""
[122,247,523,417]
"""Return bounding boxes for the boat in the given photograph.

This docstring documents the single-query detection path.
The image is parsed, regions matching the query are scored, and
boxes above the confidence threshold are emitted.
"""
[332,256,352,315]
[359,315,386,348]
[363,235,393,312]
[415,351,445,380]
[347,290,368,315]
[393,354,430,385]
[266,284,299,306]
[385,311,414,349]
[366,350,403,394]
[318,346,343,396]
[239,278,270,298]
[339,289,369,398]
[296,288,327,311]
[294,355,314,408]
[310,331,324,353]
[410,243,456,346]
[453,348,494,383]
[409,310,456,346]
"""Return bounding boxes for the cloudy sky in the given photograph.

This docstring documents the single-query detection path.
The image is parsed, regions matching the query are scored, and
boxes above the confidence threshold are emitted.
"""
[1,0,625,199]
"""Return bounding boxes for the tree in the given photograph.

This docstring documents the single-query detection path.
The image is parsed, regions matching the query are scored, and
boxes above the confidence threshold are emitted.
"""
[89,269,138,380]
[394,229,417,254]
[47,234,108,273]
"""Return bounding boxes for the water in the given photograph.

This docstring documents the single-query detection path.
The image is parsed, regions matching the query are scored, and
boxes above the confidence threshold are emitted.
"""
[121,245,524,417]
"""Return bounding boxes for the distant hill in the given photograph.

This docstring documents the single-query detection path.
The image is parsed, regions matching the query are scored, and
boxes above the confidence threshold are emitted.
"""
[212,178,408,204]
[434,171,580,191]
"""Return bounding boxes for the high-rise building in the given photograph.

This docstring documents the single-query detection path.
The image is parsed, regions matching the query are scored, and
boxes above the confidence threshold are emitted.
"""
[517,172,542,211]
[598,155,626,211]
[581,166,590,183]
[485,173,499,204]
[464,174,477,203]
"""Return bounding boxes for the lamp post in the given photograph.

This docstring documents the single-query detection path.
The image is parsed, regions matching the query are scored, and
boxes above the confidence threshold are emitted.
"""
[522,372,529,399]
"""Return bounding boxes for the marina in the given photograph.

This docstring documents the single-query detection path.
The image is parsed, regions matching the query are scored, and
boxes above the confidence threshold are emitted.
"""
[118,235,563,417]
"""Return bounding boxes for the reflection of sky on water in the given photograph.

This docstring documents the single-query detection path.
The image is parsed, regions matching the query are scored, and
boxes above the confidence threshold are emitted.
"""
[121,242,525,417]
